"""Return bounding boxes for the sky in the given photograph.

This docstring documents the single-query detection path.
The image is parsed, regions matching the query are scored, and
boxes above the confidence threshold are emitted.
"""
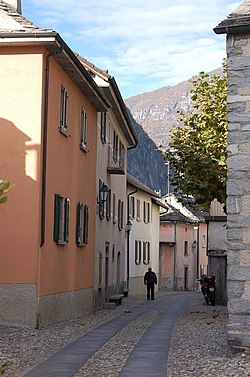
[22,0,242,99]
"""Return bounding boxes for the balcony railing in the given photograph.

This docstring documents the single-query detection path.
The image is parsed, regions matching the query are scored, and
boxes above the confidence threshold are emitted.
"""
[107,144,125,175]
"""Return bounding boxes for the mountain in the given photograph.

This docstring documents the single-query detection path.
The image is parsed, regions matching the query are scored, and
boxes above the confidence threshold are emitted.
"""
[125,68,222,195]
[127,110,167,196]
[125,68,222,149]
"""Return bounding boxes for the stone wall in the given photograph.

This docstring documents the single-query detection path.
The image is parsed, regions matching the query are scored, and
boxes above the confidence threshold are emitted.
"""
[227,33,250,349]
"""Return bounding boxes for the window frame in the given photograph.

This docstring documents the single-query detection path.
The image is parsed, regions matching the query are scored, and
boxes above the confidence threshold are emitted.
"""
[60,86,69,135]
[135,240,142,265]
[143,241,150,264]
[80,108,87,150]
[76,202,89,246]
[100,112,107,144]
[184,240,188,255]
[54,193,70,245]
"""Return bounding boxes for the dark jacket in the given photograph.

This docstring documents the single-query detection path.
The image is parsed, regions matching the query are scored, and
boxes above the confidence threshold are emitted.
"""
[144,270,157,286]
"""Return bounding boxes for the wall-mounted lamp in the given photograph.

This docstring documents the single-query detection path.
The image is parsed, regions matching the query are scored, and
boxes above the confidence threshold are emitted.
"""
[125,220,132,233]
[99,184,109,204]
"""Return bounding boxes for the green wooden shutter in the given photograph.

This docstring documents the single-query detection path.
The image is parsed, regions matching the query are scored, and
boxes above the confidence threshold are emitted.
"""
[64,198,70,242]
[83,205,89,244]
[54,194,60,242]
[76,202,82,244]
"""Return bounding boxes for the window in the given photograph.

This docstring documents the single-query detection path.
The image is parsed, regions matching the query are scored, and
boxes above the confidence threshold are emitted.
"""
[100,112,106,143]
[54,194,70,244]
[113,193,116,224]
[143,241,150,264]
[135,240,142,264]
[98,179,105,220]
[118,199,124,230]
[184,240,188,255]
[98,253,103,288]
[202,234,206,248]
[60,86,68,133]
[136,199,141,221]
[80,109,87,149]
[143,201,150,223]
[113,131,119,162]
[129,196,135,219]
[106,189,111,221]
[147,203,150,223]
[76,203,89,246]
[143,201,147,222]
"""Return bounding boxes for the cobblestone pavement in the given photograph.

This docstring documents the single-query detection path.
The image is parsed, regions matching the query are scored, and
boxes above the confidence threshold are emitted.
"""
[0,291,249,376]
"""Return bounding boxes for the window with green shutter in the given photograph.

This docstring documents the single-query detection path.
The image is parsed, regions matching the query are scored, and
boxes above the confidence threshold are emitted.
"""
[60,86,68,135]
[76,202,89,246]
[54,194,70,245]
[80,109,87,150]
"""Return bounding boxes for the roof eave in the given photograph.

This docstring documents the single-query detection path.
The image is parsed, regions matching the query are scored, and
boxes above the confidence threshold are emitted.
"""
[0,31,110,111]
[214,23,250,35]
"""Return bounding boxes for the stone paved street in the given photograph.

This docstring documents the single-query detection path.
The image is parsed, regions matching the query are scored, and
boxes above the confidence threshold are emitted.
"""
[0,291,249,376]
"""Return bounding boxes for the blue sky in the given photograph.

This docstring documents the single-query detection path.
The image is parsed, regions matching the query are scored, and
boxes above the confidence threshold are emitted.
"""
[22,0,241,99]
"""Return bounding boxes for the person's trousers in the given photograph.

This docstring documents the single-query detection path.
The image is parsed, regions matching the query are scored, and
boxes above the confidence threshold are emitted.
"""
[147,284,155,300]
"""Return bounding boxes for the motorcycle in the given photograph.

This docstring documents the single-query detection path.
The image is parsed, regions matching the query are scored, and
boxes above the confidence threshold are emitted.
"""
[198,275,216,306]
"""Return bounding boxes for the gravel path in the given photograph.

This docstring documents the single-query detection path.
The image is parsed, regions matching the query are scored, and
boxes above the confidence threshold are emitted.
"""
[167,293,250,377]
[0,291,249,376]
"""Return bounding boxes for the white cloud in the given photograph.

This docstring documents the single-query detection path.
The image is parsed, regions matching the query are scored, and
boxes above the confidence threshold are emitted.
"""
[23,0,242,98]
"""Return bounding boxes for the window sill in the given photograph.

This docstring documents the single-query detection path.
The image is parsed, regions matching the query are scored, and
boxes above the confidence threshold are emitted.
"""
[56,240,68,246]
[59,128,70,137]
[77,242,86,247]
[80,144,88,153]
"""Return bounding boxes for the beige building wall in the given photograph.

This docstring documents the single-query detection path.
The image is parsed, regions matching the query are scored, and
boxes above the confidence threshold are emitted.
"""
[127,186,160,296]
[94,110,128,309]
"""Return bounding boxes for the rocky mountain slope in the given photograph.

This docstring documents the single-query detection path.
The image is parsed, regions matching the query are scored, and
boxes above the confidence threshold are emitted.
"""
[127,110,167,195]
[125,80,192,149]
[125,68,221,195]
[125,68,221,149]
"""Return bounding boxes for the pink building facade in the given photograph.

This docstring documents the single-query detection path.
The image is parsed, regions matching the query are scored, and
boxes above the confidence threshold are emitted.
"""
[159,196,208,291]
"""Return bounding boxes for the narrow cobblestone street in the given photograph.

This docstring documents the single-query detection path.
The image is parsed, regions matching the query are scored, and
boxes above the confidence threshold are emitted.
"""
[0,291,249,376]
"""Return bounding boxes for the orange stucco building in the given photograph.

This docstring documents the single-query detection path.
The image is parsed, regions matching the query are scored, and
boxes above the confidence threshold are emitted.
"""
[0,2,109,326]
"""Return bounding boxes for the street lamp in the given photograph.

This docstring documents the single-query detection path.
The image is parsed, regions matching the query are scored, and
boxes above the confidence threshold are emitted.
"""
[98,183,109,204]
[125,220,132,234]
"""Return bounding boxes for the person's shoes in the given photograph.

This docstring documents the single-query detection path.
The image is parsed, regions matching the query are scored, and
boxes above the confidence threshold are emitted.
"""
[151,298,154,300]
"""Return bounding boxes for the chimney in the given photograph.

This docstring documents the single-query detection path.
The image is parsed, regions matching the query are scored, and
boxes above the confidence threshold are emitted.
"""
[5,1,22,14]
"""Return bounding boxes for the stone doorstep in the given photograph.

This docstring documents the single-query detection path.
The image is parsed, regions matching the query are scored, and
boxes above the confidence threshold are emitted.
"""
[103,302,116,310]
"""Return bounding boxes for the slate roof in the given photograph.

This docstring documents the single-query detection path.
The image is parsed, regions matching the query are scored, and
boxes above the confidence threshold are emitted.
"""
[0,0,53,33]
[127,174,160,198]
[160,203,191,223]
[214,0,250,34]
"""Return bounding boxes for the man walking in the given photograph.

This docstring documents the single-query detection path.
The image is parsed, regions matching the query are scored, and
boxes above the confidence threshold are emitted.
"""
[144,267,157,300]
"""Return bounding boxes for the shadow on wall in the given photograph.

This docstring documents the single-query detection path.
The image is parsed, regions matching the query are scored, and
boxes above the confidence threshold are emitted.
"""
[0,117,39,281]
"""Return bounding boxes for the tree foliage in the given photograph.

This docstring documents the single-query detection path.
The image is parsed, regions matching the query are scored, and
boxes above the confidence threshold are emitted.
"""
[164,64,227,210]
[0,180,11,204]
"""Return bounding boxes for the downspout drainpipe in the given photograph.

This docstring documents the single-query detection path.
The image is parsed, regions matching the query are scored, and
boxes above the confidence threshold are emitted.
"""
[173,221,177,290]
[126,188,138,289]
[40,46,63,247]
